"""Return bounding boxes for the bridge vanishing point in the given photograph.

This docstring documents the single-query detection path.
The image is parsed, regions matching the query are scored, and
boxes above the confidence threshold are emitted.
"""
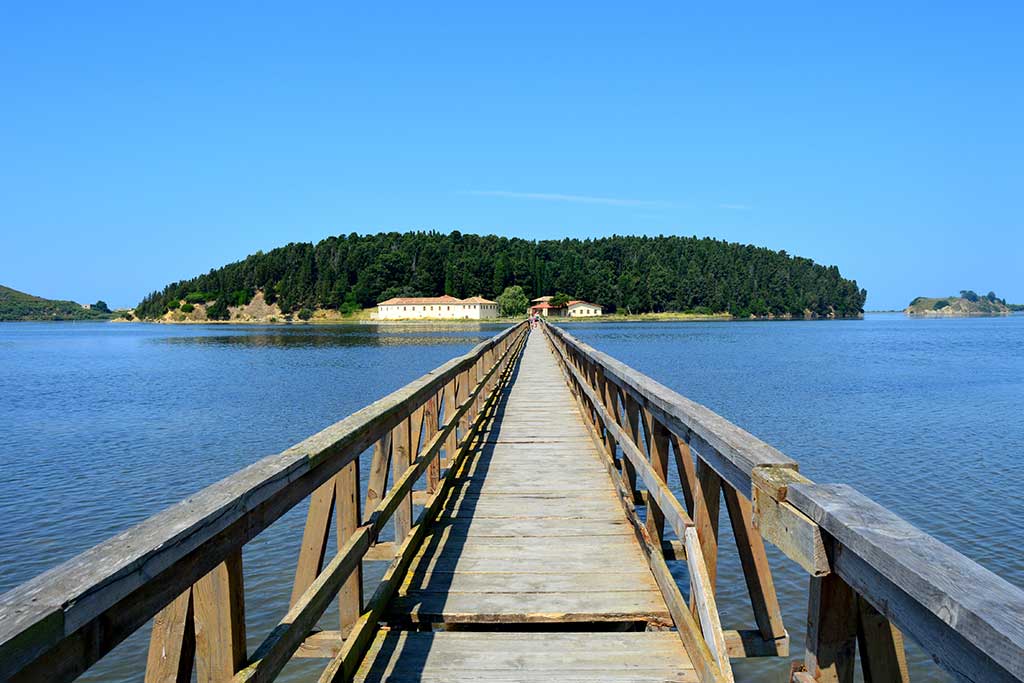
[1,322,1022,683]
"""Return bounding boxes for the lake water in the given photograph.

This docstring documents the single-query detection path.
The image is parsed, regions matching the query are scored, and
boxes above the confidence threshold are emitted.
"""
[1,315,1021,682]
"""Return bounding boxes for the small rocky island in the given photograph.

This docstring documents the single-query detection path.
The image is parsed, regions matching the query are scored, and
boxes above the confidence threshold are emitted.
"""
[905,290,1011,317]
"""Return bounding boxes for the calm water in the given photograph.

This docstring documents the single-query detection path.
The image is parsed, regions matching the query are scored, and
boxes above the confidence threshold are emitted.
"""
[1,316,1021,682]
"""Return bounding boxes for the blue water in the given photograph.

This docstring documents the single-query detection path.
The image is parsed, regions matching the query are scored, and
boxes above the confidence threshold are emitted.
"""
[0,315,1020,681]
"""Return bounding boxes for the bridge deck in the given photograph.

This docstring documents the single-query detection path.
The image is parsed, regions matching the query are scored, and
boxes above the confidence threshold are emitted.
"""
[357,331,693,681]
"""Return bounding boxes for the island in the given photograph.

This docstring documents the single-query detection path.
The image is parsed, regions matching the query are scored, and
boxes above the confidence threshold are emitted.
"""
[904,290,1011,317]
[0,285,116,321]
[131,230,868,323]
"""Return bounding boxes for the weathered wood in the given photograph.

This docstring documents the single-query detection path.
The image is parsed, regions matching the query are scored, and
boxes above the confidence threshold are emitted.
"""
[290,477,337,606]
[857,597,910,683]
[194,552,246,683]
[390,416,413,544]
[803,572,857,683]
[722,629,789,658]
[722,483,786,642]
[423,395,440,493]
[684,528,733,682]
[364,433,391,520]
[671,432,698,516]
[352,631,698,682]
[544,324,797,497]
[693,460,721,592]
[145,589,195,683]
[788,482,1024,682]
[0,322,527,683]
[317,326,529,683]
[751,483,829,576]
[335,460,362,631]
[642,408,672,544]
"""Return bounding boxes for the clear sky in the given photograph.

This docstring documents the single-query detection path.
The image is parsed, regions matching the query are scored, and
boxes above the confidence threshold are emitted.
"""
[1,2,1021,310]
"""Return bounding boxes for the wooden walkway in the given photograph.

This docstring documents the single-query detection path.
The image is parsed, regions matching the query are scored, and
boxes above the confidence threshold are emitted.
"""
[356,330,695,681]
[7,320,1020,683]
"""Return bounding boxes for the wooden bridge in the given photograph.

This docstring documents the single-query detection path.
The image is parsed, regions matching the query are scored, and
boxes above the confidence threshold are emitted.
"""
[1,322,1022,683]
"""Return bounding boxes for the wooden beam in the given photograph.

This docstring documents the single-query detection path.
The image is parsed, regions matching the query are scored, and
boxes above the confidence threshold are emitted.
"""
[390,418,413,543]
[751,484,829,576]
[194,552,246,683]
[857,596,910,683]
[722,483,786,642]
[787,482,1024,682]
[0,322,527,683]
[685,527,734,683]
[335,460,361,632]
[145,589,195,683]
[290,478,337,607]
[804,572,857,683]
[642,408,671,544]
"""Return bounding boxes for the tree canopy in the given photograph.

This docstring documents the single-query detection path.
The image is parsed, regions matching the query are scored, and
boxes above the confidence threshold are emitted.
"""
[497,285,529,317]
[135,231,867,319]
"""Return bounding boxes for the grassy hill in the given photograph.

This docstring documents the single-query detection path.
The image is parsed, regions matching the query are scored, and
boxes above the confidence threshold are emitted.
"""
[0,285,113,321]
[905,292,1011,317]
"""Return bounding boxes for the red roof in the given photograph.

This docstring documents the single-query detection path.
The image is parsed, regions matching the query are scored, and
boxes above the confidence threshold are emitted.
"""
[377,294,496,306]
[530,302,557,309]
[377,294,461,306]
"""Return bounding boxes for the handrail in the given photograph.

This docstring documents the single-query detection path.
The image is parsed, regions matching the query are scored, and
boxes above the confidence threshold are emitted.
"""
[0,321,529,682]
[542,320,1024,683]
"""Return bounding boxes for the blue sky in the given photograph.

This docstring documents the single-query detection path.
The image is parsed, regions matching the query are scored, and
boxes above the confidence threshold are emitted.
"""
[1,2,1021,310]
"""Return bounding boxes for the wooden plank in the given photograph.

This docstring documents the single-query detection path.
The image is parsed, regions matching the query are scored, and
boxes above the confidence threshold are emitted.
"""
[642,408,672,544]
[145,589,194,683]
[335,460,362,631]
[722,483,786,642]
[0,323,528,683]
[751,484,829,576]
[693,460,721,592]
[193,552,246,683]
[684,528,733,683]
[787,482,1024,682]
[364,434,391,520]
[291,477,336,606]
[857,597,910,683]
[391,418,413,543]
[353,631,697,682]
[804,572,857,683]
[317,328,528,683]
[543,324,797,494]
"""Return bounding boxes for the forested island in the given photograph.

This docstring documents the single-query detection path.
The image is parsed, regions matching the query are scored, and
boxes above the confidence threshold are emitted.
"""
[0,285,113,321]
[134,231,867,321]
[905,290,1014,317]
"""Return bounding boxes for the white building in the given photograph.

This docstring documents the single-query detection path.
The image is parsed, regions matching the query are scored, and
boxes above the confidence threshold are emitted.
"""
[376,295,499,320]
[565,300,602,317]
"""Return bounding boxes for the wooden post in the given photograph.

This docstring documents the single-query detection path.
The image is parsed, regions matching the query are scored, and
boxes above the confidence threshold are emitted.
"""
[193,551,246,683]
[443,378,457,468]
[670,432,698,516]
[694,460,722,589]
[722,484,786,643]
[621,393,642,499]
[145,589,195,683]
[391,417,413,543]
[642,409,671,544]
[857,597,910,683]
[336,459,362,632]
[424,394,440,493]
[364,433,392,521]
[803,573,857,683]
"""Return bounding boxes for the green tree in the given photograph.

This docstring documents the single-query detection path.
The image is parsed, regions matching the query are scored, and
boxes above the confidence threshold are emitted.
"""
[92,300,111,313]
[206,298,230,320]
[497,285,529,317]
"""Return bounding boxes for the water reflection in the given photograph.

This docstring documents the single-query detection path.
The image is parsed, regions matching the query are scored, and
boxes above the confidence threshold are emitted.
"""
[153,323,506,348]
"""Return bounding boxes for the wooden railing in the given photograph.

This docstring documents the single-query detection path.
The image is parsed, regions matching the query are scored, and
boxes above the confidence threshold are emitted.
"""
[0,321,529,683]
[542,321,1024,683]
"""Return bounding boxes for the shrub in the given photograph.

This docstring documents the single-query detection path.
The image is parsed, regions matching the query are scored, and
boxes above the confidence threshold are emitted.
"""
[497,285,529,317]
[933,299,950,310]
[180,302,195,313]
[297,308,313,321]
[167,299,180,310]
[92,300,111,313]
[206,298,230,320]
[185,292,212,304]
